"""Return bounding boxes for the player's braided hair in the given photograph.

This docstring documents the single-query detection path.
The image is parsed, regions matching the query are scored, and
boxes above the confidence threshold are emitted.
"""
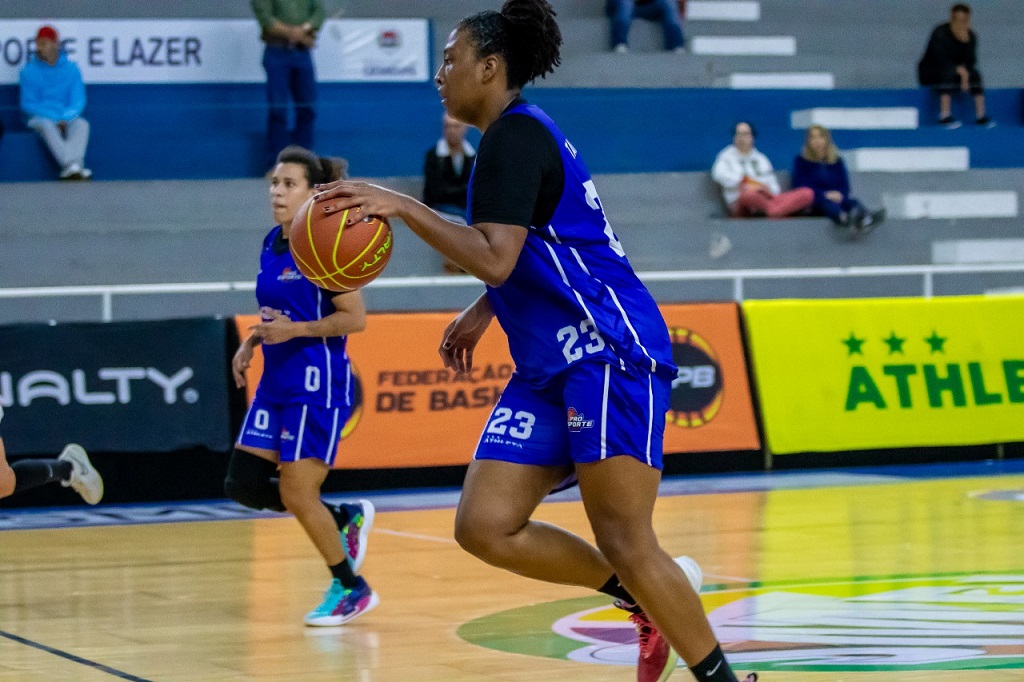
[459,0,562,90]
[276,145,349,187]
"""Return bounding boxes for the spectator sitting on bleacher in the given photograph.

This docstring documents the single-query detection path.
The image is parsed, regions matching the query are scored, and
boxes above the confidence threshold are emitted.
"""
[606,0,686,54]
[712,122,812,219]
[917,3,994,129]
[423,113,476,274]
[792,125,885,236]
[19,25,92,180]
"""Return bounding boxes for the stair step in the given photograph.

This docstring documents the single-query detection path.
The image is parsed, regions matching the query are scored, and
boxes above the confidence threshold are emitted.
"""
[884,191,1019,219]
[714,72,834,89]
[932,239,1024,264]
[791,107,918,130]
[692,36,796,56]
[847,147,970,173]
[686,1,761,21]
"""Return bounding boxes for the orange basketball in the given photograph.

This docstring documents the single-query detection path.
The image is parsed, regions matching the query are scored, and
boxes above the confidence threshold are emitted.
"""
[288,198,393,292]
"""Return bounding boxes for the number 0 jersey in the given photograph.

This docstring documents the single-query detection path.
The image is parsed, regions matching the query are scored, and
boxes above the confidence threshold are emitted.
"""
[254,226,354,408]
[469,103,677,387]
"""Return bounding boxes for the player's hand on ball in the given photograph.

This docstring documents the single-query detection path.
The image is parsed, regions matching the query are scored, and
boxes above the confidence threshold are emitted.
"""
[314,180,409,220]
[440,300,494,374]
[250,307,299,345]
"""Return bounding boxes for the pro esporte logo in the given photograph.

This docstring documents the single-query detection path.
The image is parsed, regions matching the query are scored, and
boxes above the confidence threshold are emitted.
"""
[841,329,1024,411]
[566,407,594,432]
[667,327,724,428]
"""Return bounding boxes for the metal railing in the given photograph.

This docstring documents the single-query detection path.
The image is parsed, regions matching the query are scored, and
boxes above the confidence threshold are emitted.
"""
[1,263,1023,322]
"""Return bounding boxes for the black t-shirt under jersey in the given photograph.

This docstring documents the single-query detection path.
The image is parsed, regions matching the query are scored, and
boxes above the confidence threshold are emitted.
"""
[469,98,566,230]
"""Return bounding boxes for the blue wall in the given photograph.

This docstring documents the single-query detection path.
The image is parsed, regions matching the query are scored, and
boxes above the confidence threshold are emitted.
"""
[1,84,1021,181]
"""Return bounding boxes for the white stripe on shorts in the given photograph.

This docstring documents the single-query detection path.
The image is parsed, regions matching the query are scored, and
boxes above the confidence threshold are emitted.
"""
[325,407,340,466]
[600,364,610,459]
[645,373,654,466]
[294,404,308,459]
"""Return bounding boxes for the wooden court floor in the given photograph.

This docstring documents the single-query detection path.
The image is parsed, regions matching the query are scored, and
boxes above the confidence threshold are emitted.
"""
[1,468,1022,681]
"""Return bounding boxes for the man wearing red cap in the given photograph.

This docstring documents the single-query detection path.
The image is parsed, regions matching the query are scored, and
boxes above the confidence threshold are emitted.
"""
[19,25,92,180]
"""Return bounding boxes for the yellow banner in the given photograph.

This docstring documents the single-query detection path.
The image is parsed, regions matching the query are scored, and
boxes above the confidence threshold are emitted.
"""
[743,296,1024,454]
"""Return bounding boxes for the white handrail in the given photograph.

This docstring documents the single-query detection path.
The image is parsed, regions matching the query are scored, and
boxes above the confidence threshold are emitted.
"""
[1,263,1022,322]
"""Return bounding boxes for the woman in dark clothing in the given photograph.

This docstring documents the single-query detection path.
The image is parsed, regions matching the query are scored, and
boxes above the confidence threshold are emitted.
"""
[917,3,993,128]
[792,125,884,235]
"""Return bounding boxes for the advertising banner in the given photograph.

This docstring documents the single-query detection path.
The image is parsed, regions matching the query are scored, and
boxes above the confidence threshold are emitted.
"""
[743,295,1024,454]
[237,302,760,469]
[660,303,761,453]
[0,19,430,85]
[0,319,232,455]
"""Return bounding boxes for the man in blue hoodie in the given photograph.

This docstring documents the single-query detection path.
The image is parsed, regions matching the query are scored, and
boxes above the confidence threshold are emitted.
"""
[19,26,92,180]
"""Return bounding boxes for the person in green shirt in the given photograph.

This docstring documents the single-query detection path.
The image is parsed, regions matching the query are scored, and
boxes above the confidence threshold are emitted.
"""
[251,0,325,167]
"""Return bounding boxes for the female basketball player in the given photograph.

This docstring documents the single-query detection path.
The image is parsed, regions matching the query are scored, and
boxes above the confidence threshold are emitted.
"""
[225,145,377,627]
[313,2,755,679]
[0,406,102,505]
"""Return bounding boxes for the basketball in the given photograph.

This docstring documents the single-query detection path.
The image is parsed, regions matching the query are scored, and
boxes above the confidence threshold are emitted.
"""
[288,197,393,291]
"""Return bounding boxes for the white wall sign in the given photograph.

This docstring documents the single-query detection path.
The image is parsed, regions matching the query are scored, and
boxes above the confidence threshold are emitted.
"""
[0,18,431,84]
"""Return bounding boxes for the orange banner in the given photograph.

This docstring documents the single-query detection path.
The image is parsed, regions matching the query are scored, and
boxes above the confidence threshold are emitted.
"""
[235,302,759,469]
[659,303,761,453]
[235,312,512,469]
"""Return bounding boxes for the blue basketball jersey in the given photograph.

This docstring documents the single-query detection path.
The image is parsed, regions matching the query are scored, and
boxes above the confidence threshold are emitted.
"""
[254,226,353,408]
[470,104,677,387]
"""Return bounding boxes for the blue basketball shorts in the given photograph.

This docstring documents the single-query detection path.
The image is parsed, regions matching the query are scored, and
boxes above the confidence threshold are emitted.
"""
[237,393,349,465]
[474,361,671,470]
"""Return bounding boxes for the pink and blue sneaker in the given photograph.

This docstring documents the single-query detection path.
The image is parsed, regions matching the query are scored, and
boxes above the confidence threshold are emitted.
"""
[303,577,379,627]
[339,499,375,572]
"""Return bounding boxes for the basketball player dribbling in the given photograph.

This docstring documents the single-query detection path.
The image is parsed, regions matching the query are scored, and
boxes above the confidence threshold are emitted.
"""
[0,406,103,505]
[224,145,377,627]
[313,2,757,679]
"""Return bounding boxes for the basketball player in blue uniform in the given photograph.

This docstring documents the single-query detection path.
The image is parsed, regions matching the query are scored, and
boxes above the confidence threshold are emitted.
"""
[225,145,377,627]
[0,406,103,505]
[313,2,756,679]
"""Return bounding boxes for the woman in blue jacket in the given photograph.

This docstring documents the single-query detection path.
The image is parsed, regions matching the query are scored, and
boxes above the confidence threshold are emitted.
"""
[792,125,885,235]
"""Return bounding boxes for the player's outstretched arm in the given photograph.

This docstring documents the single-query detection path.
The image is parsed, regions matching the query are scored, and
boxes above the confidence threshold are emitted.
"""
[313,180,526,287]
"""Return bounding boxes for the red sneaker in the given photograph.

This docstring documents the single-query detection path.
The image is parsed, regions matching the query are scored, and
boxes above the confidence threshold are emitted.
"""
[629,611,678,682]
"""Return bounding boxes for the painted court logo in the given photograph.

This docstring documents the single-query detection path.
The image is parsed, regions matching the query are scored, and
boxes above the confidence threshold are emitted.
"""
[567,407,594,432]
[458,573,1024,672]
[668,327,724,428]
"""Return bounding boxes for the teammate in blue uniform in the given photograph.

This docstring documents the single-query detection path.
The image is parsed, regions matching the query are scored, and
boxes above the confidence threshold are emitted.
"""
[225,145,377,627]
[0,406,103,505]
[313,2,755,680]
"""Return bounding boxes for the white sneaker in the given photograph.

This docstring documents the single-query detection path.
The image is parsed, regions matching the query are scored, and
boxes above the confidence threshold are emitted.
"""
[613,43,629,54]
[59,163,83,180]
[80,167,93,180]
[58,444,104,504]
[674,555,703,593]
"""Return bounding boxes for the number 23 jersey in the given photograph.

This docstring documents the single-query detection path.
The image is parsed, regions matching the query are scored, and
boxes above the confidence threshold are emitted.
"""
[468,102,677,388]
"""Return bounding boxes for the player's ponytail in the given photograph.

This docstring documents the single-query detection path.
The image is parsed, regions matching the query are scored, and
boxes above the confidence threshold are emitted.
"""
[459,0,561,91]
[276,145,348,187]
[501,0,561,88]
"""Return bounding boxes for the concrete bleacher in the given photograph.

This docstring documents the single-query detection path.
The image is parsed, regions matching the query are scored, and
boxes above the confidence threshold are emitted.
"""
[1,1,1021,181]
[2,167,1022,323]
[0,0,1020,323]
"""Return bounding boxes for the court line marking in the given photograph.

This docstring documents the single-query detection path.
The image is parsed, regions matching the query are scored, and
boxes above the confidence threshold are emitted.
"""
[0,629,153,682]
[373,527,457,544]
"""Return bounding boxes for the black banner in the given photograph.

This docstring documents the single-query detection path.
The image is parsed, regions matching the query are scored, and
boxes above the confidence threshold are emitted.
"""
[0,319,232,455]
